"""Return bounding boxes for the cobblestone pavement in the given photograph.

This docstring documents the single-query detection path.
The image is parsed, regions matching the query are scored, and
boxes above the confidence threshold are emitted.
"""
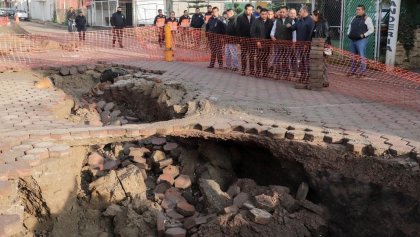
[122,60,420,142]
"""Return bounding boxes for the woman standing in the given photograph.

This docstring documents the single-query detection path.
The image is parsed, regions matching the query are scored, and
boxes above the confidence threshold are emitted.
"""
[311,9,330,44]
[312,9,331,87]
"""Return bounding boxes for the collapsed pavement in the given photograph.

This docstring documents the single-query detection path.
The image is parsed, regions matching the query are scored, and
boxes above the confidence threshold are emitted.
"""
[1,64,420,237]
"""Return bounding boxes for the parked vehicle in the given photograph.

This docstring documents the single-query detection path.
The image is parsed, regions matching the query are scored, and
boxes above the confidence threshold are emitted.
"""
[0,8,15,17]
[0,9,7,17]
[15,10,29,21]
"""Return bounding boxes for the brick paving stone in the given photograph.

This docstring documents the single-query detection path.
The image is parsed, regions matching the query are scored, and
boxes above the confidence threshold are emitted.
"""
[33,142,55,149]
[48,145,71,158]
[0,180,12,197]
[7,161,32,178]
[25,148,49,160]
[304,132,324,142]
[50,129,72,140]
[0,214,21,236]
[242,123,262,135]
[212,123,232,135]
[346,140,367,154]
[17,155,41,167]
[88,128,109,138]
[285,130,305,140]
[267,128,287,139]
[323,133,345,144]
[389,144,414,156]
[11,144,33,152]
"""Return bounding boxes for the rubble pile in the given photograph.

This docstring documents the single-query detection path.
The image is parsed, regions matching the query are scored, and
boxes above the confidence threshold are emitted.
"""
[81,137,328,237]
[46,64,202,126]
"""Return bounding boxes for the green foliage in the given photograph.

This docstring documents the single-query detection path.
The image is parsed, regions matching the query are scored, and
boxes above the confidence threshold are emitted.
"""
[398,7,416,54]
[398,1,416,58]
[235,7,243,15]
[53,9,57,23]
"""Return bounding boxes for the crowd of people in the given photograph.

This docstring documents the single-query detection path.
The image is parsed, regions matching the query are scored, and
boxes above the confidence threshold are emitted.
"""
[153,4,331,82]
[151,4,373,81]
[65,4,373,81]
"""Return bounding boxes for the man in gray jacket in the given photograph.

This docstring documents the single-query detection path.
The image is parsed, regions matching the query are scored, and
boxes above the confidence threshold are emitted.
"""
[270,6,293,80]
[250,8,273,77]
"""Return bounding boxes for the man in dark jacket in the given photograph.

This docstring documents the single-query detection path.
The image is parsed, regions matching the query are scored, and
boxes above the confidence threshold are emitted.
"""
[179,10,190,27]
[224,9,239,71]
[190,8,204,48]
[206,7,226,69]
[287,5,314,83]
[204,5,213,24]
[191,7,204,28]
[250,8,273,77]
[110,6,126,48]
[236,4,256,75]
[346,4,374,77]
[270,6,293,79]
[75,11,87,41]
[154,9,166,47]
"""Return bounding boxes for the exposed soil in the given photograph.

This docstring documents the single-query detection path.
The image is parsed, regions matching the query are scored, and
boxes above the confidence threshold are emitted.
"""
[14,64,420,237]
[18,136,420,237]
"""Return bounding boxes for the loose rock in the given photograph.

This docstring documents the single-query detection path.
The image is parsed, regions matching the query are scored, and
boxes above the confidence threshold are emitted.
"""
[152,150,166,163]
[163,165,180,178]
[174,175,191,189]
[165,227,186,237]
[250,208,272,225]
[176,201,195,217]
[198,179,232,213]
[296,182,309,201]
[158,173,175,185]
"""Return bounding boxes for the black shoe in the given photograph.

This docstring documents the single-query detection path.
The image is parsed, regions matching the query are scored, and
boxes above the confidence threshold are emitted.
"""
[356,73,365,78]
[346,72,355,77]
[208,65,214,68]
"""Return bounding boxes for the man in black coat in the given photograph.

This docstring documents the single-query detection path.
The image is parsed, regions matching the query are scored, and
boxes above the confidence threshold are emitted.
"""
[206,7,226,69]
[287,5,314,83]
[224,9,239,71]
[191,7,204,28]
[110,6,126,48]
[250,8,273,77]
[75,11,87,41]
[236,4,256,75]
[270,6,293,79]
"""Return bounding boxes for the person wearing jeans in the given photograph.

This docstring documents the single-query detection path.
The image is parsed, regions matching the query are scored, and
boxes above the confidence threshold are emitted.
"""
[347,4,374,77]
[66,7,76,32]
[224,9,239,71]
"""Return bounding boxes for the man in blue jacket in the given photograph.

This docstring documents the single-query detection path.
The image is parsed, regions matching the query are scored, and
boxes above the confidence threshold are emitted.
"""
[287,5,314,83]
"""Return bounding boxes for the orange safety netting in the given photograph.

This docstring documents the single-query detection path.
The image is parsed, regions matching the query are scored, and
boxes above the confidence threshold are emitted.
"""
[0,26,419,111]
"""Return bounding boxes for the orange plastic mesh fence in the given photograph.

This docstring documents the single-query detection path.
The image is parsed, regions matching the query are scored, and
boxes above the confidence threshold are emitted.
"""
[0,26,419,110]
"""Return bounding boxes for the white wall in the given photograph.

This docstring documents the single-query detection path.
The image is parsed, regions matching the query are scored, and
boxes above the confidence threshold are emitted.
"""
[29,0,54,21]
[135,0,164,25]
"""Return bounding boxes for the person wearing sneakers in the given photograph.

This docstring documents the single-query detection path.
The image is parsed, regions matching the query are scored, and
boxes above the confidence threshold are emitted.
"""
[110,6,126,48]
[347,4,374,78]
